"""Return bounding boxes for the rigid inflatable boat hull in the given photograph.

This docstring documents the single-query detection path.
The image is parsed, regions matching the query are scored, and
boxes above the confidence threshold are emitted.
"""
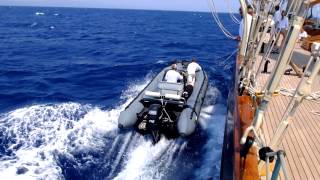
[118,62,208,140]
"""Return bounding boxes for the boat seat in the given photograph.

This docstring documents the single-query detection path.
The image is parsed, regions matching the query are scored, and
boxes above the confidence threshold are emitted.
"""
[144,90,182,101]
[158,81,184,96]
[144,91,161,98]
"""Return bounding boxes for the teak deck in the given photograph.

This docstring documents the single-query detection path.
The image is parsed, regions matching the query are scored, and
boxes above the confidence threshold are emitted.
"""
[254,45,320,179]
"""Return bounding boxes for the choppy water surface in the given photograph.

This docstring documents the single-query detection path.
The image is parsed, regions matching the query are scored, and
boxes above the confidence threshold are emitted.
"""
[0,6,238,179]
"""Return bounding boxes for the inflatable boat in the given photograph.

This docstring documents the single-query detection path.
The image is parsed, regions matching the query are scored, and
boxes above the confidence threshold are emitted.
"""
[118,61,208,143]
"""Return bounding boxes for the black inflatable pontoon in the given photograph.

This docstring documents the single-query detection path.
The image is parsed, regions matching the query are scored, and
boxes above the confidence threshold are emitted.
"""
[118,61,208,143]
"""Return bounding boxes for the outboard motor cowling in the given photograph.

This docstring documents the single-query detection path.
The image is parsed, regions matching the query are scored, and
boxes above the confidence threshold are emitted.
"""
[147,104,162,131]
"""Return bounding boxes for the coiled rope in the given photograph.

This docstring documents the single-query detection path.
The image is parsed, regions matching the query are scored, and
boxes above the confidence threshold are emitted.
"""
[279,87,320,116]
[207,0,238,40]
[279,87,320,102]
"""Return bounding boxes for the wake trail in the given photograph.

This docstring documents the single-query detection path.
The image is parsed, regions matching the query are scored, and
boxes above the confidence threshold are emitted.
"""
[0,76,151,180]
[0,73,226,180]
[114,85,226,180]
[108,132,133,176]
[113,138,177,180]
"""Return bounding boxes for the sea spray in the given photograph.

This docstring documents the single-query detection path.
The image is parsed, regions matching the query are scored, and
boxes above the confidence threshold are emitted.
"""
[194,87,226,179]
[0,79,150,179]
[113,138,176,180]
[113,85,226,180]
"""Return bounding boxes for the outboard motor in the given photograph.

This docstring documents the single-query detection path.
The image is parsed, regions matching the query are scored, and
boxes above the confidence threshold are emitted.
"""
[147,104,162,143]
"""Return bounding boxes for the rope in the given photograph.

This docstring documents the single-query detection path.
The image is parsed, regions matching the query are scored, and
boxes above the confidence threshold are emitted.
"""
[207,0,237,40]
[217,49,239,68]
[229,13,241,24]
[216,49,239,61]
[226,0,240,24]
[279,87,320,116]
[311,110,320,116]
[279,87,320,101]
[208,0,237,39]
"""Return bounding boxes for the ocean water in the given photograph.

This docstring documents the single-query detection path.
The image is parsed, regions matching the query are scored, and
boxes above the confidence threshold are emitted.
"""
[0,6,238,180]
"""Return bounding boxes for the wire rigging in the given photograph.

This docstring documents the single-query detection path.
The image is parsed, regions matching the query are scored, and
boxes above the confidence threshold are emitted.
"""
[207,0,238,39]
[226,0,241,24]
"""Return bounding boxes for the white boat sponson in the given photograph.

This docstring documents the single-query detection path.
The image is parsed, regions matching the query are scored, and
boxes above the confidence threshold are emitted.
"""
[145,90,161,98]
[164,93,181,100]
[145,90,181,100]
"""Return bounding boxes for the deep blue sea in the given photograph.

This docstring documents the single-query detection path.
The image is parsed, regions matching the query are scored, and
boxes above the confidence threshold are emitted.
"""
[0,6,238,180]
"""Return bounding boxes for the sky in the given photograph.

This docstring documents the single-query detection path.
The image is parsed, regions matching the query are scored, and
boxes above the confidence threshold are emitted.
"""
[0,0,240,12]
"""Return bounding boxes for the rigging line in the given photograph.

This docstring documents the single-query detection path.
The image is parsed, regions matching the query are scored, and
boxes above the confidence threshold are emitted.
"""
[225,0,240,24]
[207,0,237,39]
[216,49,239,60]
[225,49,239,60]
[210,2,237,39]
[229,11,241,24]
[255,1,300,83]
[208,0,235,37]
[215,49,239,68]
[211,0,238,37]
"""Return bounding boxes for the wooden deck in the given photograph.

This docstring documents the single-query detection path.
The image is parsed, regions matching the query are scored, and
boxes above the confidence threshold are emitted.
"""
[255,45,320,179]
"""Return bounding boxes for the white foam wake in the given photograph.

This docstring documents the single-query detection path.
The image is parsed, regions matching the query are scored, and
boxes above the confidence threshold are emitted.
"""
[114,85,226,180]
[0,74,226,180]
[0,78,150,180]
[195,86,227,179]
[113,138,186,180]
[35,12,45,16]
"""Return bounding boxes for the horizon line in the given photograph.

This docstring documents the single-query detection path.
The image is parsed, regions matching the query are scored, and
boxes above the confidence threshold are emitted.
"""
[0,4,238,14]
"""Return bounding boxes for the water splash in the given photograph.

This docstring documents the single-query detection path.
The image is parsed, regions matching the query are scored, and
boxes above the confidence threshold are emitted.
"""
[195,86,226,180]
[0,77,226,180]
[35,12,45,16]
[156,59,165,64]
[0,79,149,179]
[113,138,187,180]
[113,85,226,180]
[30,22,38,27]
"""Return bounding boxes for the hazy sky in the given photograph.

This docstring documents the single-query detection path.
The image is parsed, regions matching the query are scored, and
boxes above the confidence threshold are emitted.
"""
[0,0,240,12]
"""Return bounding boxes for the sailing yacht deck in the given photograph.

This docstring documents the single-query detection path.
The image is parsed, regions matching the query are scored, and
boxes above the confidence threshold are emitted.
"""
[255,44,320,179]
